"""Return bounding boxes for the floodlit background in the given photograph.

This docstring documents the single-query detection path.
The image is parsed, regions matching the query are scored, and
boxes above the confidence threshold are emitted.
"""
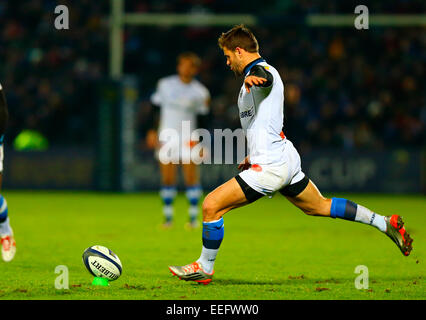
[1,0,425,193]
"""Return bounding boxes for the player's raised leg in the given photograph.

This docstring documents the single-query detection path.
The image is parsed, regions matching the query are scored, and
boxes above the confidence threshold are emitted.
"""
[283,179,413,256]
[182,162,202,229]
[159,163,177,228]
[169,177,250,284]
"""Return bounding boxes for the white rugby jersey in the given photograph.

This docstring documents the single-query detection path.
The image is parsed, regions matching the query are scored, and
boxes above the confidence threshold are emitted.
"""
[238,59,286,165]
[151,75,210,136]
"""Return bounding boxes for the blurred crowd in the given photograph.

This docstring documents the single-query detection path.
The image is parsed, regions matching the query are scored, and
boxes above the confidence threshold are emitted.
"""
[0,0,424,153]
[0,0,108,145]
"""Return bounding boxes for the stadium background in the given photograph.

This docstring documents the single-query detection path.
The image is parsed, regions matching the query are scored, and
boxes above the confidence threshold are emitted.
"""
[0,0,425,301]
[0,0,425,193]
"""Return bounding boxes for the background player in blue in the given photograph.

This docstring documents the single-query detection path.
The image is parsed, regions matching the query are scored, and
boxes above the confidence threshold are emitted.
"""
[147,52,210,229]
[169,25,413,284]
[0,83,16,262]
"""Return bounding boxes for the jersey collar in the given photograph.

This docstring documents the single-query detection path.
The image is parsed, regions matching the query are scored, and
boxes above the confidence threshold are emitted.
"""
[243,57,265,77]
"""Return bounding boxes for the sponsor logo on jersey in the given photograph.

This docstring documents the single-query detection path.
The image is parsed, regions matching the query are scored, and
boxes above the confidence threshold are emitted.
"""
[240,107,254,119]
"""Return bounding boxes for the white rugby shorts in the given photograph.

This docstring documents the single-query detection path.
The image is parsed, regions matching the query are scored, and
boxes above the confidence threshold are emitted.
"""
[238,139,306,197]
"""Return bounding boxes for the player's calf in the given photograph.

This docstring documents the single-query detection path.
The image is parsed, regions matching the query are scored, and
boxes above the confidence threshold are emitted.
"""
[285,180,332,217]
[301,197,332,217]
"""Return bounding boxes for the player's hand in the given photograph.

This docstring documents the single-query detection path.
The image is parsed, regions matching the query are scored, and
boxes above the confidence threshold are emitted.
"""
[146,129,158,149]
[238,156,251,171]
[244,76,267,93]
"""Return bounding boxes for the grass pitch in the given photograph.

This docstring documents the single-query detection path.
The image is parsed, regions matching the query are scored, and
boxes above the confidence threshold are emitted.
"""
[0,191,424,300]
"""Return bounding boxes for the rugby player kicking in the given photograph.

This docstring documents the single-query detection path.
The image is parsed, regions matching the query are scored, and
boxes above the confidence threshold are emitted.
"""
[0,83,16,262]
[169,25,413,284]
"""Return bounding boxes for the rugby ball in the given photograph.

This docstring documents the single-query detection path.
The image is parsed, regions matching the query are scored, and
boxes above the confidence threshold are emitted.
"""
[82,245,122,281]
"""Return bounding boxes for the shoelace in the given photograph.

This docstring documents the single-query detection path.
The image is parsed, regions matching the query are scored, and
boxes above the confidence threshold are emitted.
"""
[183,262,200,274]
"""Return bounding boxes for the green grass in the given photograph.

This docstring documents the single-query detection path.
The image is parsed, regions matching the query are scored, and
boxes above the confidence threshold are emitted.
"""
[0,191,424,300]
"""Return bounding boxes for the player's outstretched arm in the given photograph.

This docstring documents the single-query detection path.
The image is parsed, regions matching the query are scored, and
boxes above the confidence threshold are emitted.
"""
[244,76,267,93]
[244,65,273,93]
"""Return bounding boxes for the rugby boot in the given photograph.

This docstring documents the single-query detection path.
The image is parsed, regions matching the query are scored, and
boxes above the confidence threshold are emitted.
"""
[384,215,413,256]
[169,261,213,285]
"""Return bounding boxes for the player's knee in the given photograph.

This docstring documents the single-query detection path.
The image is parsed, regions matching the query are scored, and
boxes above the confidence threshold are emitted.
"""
[202,196,220,222]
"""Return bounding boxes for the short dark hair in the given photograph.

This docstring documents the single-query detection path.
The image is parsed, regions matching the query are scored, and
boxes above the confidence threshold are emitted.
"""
[177,52,201,68]
[218,24,259,53]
